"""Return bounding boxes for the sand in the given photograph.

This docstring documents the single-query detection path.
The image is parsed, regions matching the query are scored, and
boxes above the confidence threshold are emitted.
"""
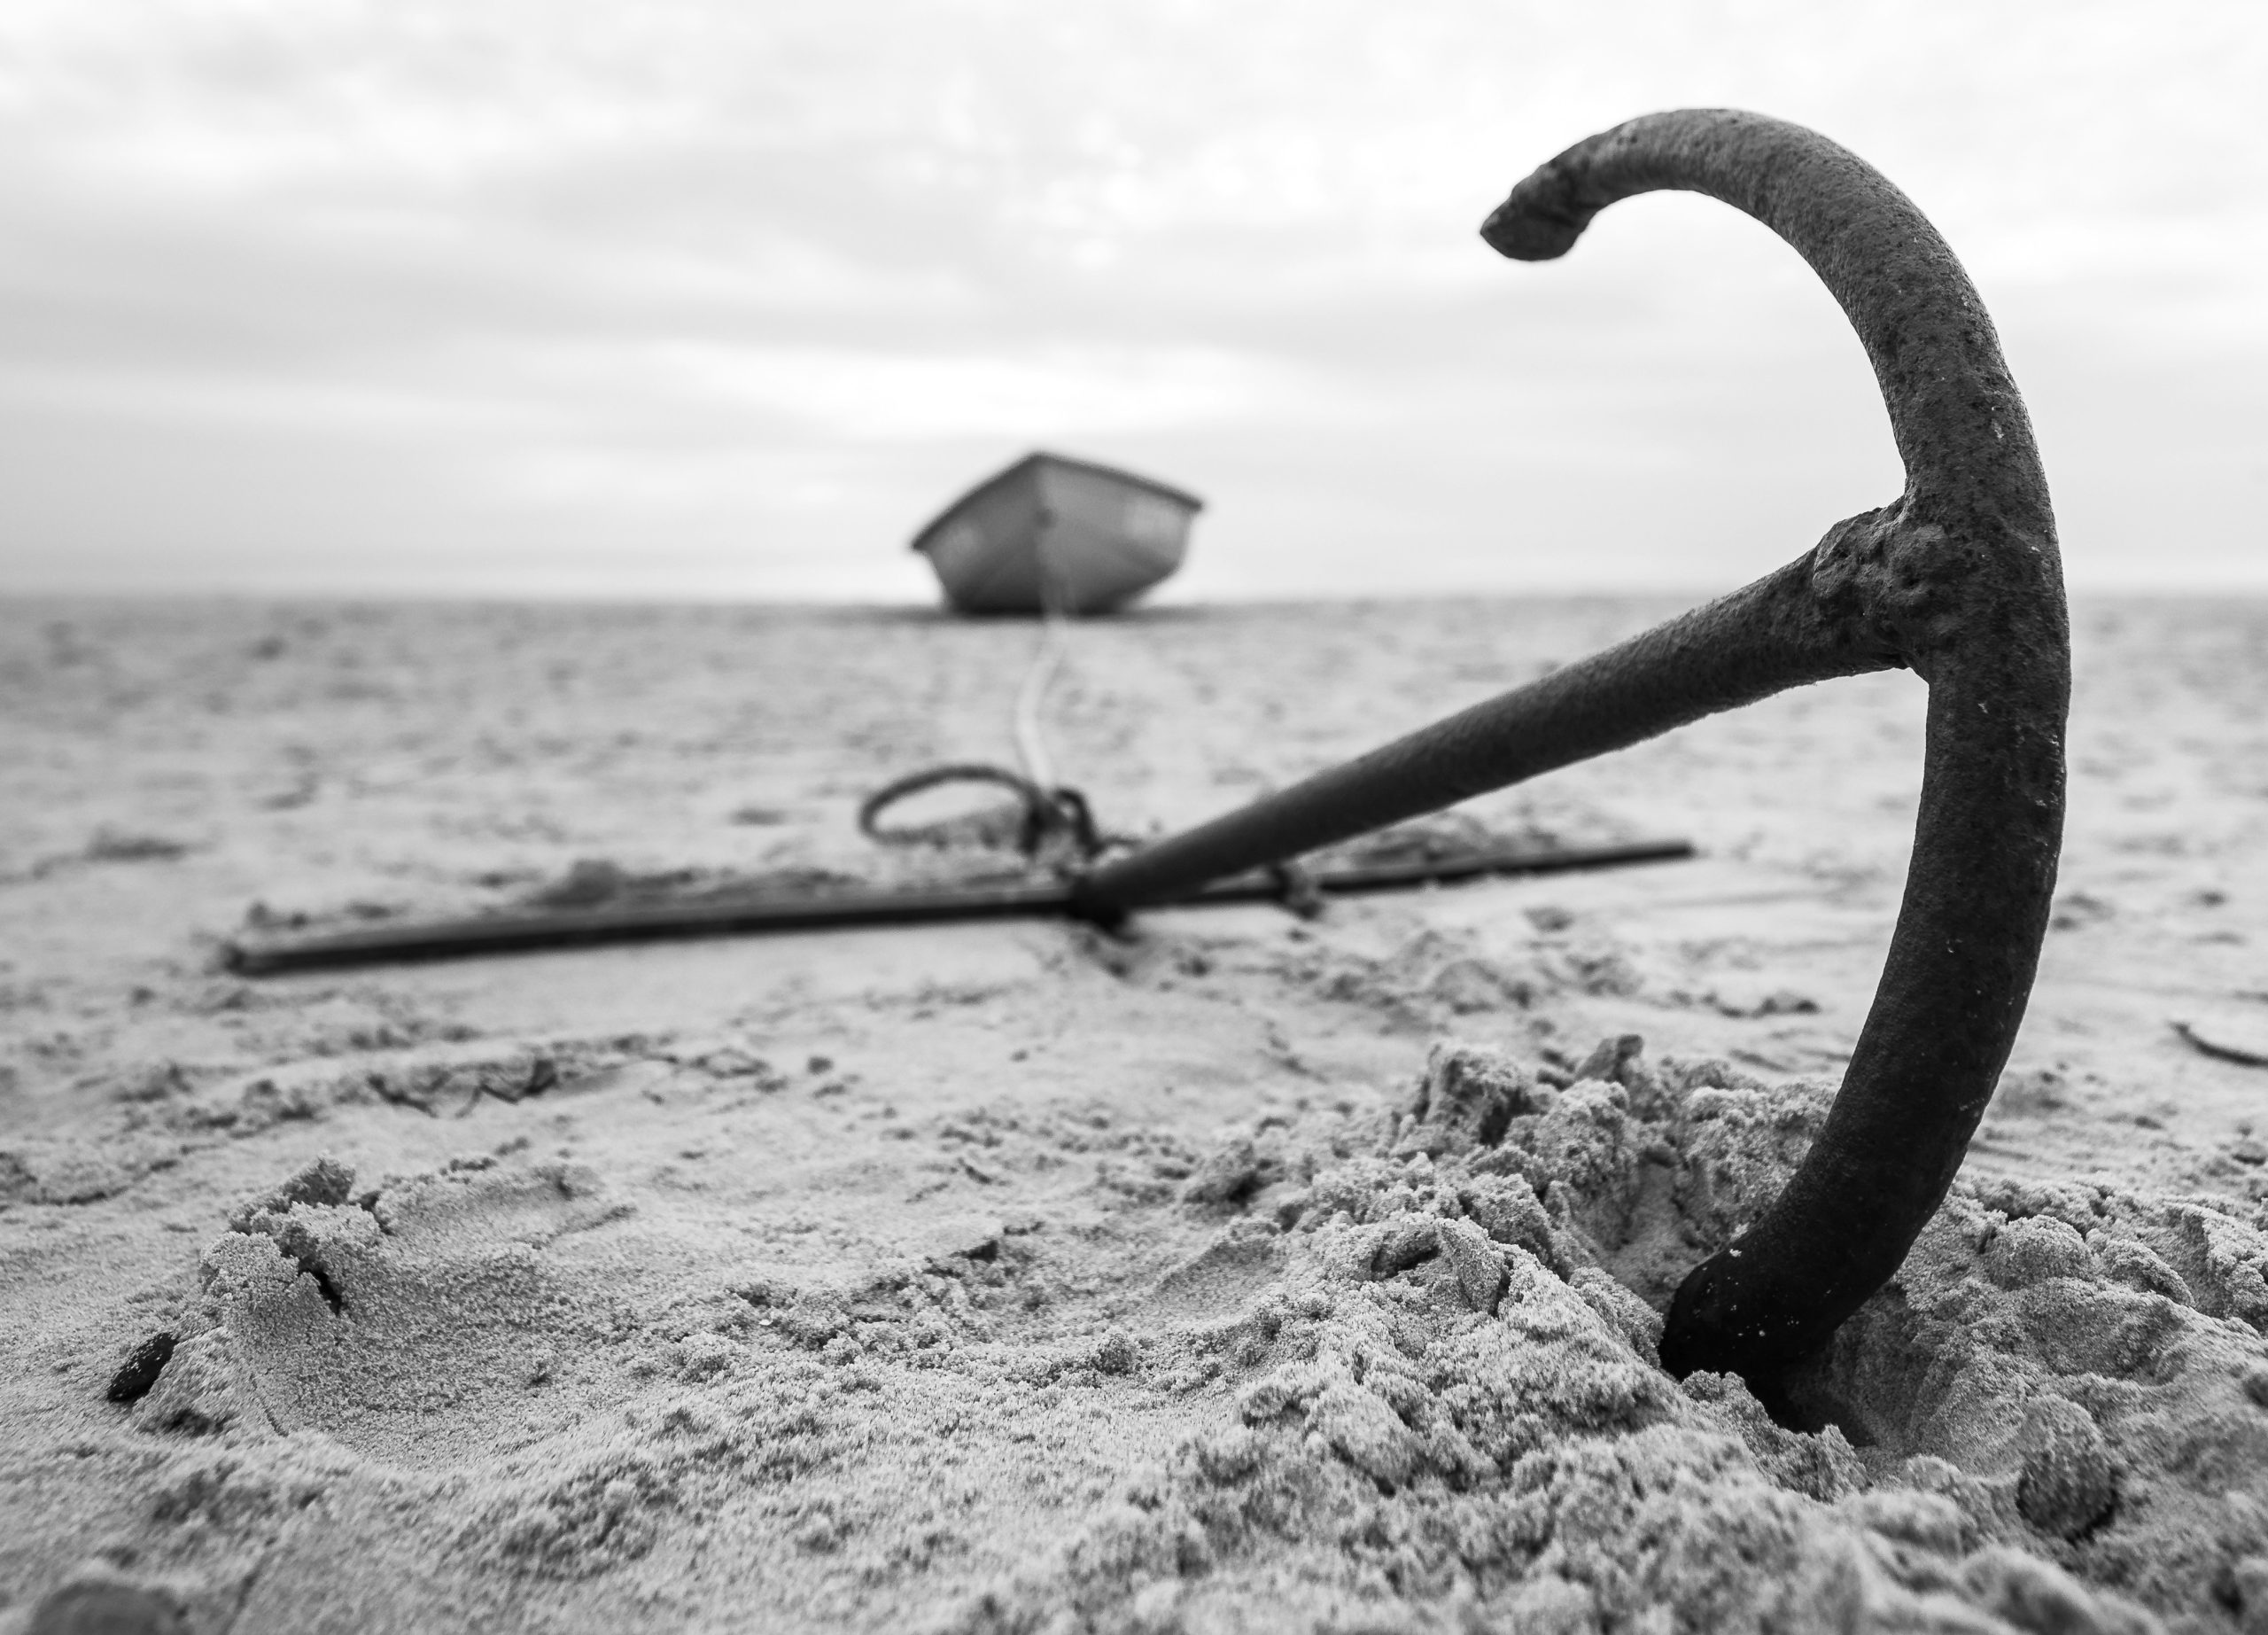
[2,593,2265,1634]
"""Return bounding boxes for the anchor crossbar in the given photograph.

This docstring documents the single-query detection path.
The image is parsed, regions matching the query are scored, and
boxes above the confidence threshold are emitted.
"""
[223,838,1696,976]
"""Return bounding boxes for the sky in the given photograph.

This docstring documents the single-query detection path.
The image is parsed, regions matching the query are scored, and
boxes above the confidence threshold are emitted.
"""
[1,0,2264,603]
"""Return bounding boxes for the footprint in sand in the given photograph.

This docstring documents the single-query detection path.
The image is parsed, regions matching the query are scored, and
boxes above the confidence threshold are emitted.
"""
[138,1154,643,1464]
[26,1582,186,1635]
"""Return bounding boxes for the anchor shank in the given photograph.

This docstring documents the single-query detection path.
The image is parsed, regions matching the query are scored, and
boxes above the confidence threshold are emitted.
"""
[1076,553,1892,916]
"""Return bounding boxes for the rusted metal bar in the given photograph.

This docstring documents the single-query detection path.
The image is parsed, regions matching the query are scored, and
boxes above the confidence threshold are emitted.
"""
[221,837,1694,976]
[1076,109,2069,1384]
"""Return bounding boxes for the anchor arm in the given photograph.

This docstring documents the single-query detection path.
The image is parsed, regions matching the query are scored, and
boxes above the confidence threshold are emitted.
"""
[1487,111,2068,1380]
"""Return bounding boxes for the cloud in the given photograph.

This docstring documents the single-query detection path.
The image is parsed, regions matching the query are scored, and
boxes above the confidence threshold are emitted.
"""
[0,0,2264,596]
[625,341,1355,441]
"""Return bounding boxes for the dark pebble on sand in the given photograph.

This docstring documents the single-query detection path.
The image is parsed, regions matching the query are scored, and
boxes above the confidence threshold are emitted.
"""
[105,1333,175,1404]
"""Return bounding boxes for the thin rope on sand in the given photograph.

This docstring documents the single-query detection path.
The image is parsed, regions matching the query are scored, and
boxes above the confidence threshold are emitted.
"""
[1012,570,1076,791]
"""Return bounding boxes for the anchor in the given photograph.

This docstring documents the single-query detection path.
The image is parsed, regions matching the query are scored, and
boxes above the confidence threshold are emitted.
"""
[1075,108,2070,1384]
[224,110,2068,1390]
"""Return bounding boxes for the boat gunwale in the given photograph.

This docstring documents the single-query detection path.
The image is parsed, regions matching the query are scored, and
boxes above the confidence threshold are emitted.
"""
[907,450,1206,557]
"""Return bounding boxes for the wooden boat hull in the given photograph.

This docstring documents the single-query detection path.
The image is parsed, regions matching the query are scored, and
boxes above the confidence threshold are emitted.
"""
[912,452,1201,615]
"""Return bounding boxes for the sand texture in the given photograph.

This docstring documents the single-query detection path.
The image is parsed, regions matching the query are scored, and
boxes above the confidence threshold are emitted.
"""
[3,595,2267,1633]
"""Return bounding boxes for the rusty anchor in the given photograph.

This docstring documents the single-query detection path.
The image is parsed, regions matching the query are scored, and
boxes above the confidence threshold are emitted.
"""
[1074,109,2070,1383]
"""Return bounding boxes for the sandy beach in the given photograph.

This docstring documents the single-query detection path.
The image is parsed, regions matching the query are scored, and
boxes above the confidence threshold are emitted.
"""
[4,592,2266,1633]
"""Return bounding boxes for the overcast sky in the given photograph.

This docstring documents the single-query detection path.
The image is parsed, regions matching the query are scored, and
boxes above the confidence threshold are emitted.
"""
[2,0,2263,602]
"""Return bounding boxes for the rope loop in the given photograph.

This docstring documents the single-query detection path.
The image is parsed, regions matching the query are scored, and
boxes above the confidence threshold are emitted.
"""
[857,763,1113,867]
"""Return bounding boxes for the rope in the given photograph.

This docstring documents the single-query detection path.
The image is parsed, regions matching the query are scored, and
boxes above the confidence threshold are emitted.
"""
[1011,605,1071,790]
[859,560,1110,868]
[857,763,1105,863]
[858,553,1317,914]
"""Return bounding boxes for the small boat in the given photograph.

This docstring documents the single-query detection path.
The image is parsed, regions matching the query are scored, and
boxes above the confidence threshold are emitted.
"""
[910,451,1202,615]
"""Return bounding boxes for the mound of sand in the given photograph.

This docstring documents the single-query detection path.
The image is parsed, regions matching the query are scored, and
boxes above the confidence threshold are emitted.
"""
[14,1032,2267,1632]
